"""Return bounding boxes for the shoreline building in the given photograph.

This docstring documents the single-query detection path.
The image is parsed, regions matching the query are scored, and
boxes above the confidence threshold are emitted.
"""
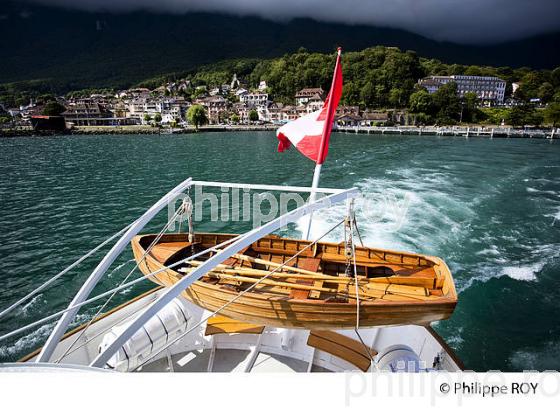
[418,75,506,104]
[62,102,137,126]
[295,88,324,106]
[239,92,269,107]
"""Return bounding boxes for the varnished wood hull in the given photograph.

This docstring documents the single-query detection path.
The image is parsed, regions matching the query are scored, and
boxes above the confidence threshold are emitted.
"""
[132,233,457,329]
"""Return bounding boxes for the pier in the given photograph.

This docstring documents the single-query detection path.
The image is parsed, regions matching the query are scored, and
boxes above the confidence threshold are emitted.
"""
[336,125,557,139]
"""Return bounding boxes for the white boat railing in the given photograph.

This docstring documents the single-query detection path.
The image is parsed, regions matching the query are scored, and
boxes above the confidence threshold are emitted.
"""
[189,180,346,194]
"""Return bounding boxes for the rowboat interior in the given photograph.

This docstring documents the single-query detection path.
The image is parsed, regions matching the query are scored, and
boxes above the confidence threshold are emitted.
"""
[132,232,458,329]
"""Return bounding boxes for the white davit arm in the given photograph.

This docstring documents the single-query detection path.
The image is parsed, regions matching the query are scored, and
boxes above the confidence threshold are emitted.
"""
[36,178,194,363]
[89,187,359,368]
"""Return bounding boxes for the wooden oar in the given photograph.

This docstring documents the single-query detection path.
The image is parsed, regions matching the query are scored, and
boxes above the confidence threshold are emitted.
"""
[231,254,319,276]
[180,266,435,301]
[228,267,442,289]
[230,254,440,288]
[203,272,372,300]
[181,260,440,290]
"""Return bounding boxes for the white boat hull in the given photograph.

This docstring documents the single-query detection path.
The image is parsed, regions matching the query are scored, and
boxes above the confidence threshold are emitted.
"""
[13,288,463,372]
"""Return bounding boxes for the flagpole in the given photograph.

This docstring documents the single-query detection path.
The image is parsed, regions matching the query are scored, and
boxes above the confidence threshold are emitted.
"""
[304,47,342,240]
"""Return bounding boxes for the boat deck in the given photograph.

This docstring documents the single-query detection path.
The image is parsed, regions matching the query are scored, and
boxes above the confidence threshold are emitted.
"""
[141,349,329,373]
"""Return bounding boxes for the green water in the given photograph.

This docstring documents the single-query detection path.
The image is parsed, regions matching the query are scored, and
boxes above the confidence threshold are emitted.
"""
[0,132,559,371]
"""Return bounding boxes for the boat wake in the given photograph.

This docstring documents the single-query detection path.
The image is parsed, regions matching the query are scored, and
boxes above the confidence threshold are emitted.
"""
[297,169,475,256]
[509,341,560,371]
[296,161,559,296]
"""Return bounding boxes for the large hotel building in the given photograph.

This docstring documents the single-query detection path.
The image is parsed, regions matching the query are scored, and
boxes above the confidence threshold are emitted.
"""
[418,75,506,104]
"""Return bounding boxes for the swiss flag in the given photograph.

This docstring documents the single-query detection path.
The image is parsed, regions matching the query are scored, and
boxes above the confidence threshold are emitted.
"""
[277,48,343,164]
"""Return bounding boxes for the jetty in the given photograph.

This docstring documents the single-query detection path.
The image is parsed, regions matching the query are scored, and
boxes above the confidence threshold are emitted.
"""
[336,125,558,139]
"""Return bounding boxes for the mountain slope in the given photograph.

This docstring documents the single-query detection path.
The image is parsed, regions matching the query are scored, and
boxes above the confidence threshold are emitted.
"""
[1,1,559,90]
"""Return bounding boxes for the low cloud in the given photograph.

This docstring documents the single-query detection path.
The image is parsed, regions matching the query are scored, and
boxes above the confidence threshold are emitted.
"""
[21,0,560,44]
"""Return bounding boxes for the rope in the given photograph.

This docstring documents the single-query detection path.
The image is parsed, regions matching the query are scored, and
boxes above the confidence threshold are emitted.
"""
[130,219,346,372]
[53,259,135,362]
[54,205,198,362]
[0,235,240,344]
[0,222,133,321]
[353,215,365,248]
[348,202,376,367]
[177,196,192,235]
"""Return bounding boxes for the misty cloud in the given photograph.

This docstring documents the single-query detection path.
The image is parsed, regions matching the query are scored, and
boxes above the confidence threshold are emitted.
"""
[21,0,560,44]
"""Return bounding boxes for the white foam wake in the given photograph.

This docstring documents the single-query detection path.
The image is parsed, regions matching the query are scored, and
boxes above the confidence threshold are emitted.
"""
[500,262,545,281]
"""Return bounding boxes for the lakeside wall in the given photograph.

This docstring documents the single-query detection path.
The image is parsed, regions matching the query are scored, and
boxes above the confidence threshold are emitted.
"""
[1,124,557,138]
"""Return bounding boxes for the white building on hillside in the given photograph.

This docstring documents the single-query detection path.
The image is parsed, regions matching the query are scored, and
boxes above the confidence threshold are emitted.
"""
[239,93,269,107]
[295,88,324,106]
[418,75,506,104]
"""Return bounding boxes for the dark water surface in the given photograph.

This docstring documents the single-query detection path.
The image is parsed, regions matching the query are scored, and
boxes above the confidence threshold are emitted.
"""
[0,132,558,371]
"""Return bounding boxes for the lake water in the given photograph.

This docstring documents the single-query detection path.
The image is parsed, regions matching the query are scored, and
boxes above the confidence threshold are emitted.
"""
[0,132,559,371]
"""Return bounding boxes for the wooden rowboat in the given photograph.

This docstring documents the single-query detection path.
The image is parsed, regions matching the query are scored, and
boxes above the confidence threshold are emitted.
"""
[132,232,457,329]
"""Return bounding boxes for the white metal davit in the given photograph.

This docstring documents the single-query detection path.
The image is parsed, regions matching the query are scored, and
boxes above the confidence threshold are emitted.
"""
[89,184,358,368]
[36,177,194,362]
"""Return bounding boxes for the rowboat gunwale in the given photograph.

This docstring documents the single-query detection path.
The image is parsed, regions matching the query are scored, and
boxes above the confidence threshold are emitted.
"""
[132,233,458,306]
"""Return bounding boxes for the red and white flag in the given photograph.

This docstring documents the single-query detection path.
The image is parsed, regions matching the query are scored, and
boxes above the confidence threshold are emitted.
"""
[277,48,343,164]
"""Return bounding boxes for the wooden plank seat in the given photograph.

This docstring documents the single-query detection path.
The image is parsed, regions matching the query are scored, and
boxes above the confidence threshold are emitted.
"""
[205,315,265,372]
[205,315,265,336]
[307,330,377,372]
[221,246,251,268]
[149,242,191,264]
[289,257,322,300]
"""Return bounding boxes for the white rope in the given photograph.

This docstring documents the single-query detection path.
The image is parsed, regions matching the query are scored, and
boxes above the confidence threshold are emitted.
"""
[348,201,376,365]
[131,219,346,372]
[0,222,133,321]
[353,215,365,247]
[0,235,239,344]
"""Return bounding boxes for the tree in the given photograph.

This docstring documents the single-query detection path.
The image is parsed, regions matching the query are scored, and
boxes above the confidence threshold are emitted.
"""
[551,67,560,88]
[462,92,482,123]
[544,103,560,127]
[389,88,405,108]
[249,109,259,122]
[186,104,208,129]
[37,94,57,105]
[42,101,66,116]
[507,106,527,126]
[230,113,240,124]
[154,113,162,124]
[360,82,376,107]
[191,87,207,99]
[527,110,544,127]
[432,83,461,124]
[507,105,542,127]
[143,113,152,124]
[538,82,555,103]
[409,89,432,114]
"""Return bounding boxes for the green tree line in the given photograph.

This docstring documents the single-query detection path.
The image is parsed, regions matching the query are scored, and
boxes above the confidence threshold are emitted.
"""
[3,46,560,126]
